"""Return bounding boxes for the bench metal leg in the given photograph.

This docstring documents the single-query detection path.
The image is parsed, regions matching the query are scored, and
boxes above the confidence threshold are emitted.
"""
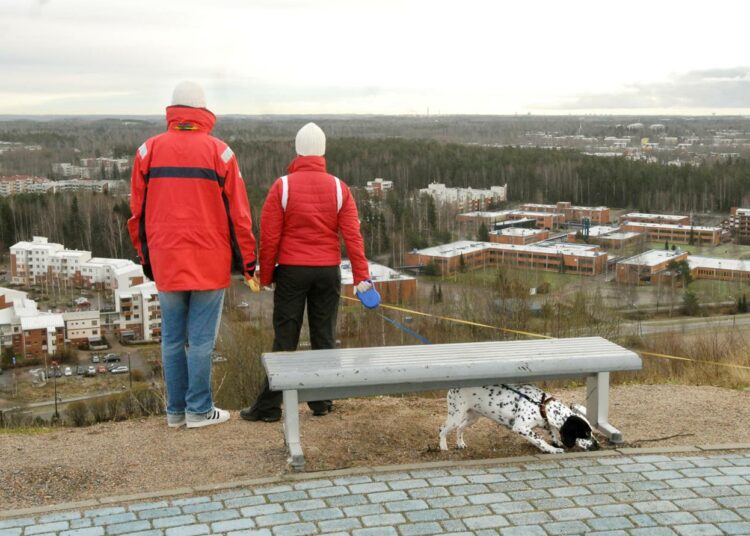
[282,390,305,471]
[574,372,623,444]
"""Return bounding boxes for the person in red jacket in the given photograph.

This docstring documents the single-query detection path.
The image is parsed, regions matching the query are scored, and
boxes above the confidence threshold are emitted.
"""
[128,81,257,429]
[241,122,371,422]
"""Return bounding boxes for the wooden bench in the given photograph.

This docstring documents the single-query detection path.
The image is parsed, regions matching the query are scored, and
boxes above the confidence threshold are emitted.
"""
[262,336,642,471]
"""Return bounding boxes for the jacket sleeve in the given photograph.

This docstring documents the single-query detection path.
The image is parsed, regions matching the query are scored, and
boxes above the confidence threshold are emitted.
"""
[338,183,370,284]
[259,179,285,287]
[127,144,148,266]
[221,146,257,276]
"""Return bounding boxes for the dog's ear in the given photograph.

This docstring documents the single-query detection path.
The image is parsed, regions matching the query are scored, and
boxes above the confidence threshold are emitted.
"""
[559,415,592,448]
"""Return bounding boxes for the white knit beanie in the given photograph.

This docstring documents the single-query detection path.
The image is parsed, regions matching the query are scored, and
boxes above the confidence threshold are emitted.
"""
[295,122,326,156]
[171,81,207,108]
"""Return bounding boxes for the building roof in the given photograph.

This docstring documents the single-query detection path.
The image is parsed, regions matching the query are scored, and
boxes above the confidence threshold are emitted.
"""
[0,287,28,303]
[413,240,605,259]
[491,228,543,237]
[62,310,100,321]
[522,203,608,211]
[458,210,513,218]
[21,313,65,331]
[510,210,564,218]
[117,281,158,300]
[623,221,721,232]
[688,256,750,272]
[619,249,686,267]
[621,212,688,221]
[340,260,414,284]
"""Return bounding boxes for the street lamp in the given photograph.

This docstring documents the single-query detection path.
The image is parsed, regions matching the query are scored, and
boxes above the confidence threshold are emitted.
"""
[51,361,60,423]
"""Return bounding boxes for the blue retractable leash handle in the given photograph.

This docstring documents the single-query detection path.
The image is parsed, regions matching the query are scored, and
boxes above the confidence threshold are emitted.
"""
[355,280,381,309]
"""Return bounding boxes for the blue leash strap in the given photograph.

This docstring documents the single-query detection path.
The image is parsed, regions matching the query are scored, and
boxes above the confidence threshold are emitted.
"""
[377,312,432,345]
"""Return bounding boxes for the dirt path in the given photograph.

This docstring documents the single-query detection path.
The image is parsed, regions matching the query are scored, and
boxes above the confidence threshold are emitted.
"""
[2,384,749,510]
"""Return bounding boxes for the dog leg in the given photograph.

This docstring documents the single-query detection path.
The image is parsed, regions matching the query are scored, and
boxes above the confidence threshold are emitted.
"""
[549,427,564,449]
[440,389,464,451]
[513,425,564,454]
[455,411,479,449]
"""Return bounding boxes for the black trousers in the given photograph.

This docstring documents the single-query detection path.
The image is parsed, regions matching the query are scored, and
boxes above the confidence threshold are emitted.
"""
[254,265,341,412]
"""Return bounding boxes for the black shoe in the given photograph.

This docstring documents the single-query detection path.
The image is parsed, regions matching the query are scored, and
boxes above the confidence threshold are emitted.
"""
[309,400,333,417]
[240,405,281,423]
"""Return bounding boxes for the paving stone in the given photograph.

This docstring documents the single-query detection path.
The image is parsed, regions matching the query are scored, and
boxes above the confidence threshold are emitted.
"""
[448,484,490,496]
[389,479,429,490]
[0,529,22,536]
[227,529,271,536]
[667,478,710,489]
[467,492,510,505]
[592,503,637,517]
[271,522,317,536]
[197,508,239,523]
[506,489,550,501]
[527,478,568,489]
[706,475,747,486]
[371,472,412,482]
[92,512,137,526]
[488,481,531,493]
[153,514,197,528]
[361,513,405,527]
[439,519,467,532]
[716,495,750,508]
[25,521,70,535]
[104,520,153,535]
[462,515,509,529]
[542,468,583,478]
[240,503,284,517]
[694,509,742,523]
[542,520,590,535]
[0,519,34,530]
[653,488,699,501]
[531,497,575,510]
[409,469,450,479]
[349,482,389,494]
[283,499,326,512]
[83,507,126,518]
[39,512,82,523]
[223,497,266,509]
[266,491,308,503]
[505,511,552,526]
[630,480,670,491]
[632,500,679,513]
[681,468,724,478]
[447,505,492,519]
[408,486,449,499]
[255,512,299,527]
[672,524,723,535]
[650,512,700,525]
[548,485,590,498]
[655,461,697,471]
[693,485,738,498]
[58,528,104,536]
[136,507,182,520]
[467,474,508,484]
[428,476,468,487]
[383,499,428,512]
[548,507,594,521]
[326,493,369,507]
[611,490,658,503]
[573,494,615,506]
[565,474,607,486]
[293,479,334,491]
[332,475,372,486]
[351,528,398,536]
[499,526,547,536]
[630,528,677,535]
[171,496,210,507]
[397,521,443,535]
[211,517,257,533]
[164,524,210,536]
[585,516,634,531]
[128,501,169,512]
[505,471,545,481]
[300,507,343,522]
[344,504,385,517]
[317,518,363,532]
[404,509,449,522]
[718,522,750,535]
[427,496,468,508]
[487,501,533,515]
[366,491,408,503]
[68,519,93,530]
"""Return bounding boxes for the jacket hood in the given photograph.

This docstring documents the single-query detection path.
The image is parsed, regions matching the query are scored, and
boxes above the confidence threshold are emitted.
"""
[287,155,327,174]
[166,105,216,133]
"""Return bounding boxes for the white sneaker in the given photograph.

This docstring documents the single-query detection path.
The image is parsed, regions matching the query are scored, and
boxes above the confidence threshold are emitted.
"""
[186,407,230,429]
[167,413,186,428]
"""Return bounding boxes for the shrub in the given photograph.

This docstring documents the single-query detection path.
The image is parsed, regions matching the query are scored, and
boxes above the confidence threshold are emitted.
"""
[65,401,89,427]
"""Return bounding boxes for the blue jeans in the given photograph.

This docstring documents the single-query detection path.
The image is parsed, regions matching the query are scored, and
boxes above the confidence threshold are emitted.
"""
[159,289,224,416]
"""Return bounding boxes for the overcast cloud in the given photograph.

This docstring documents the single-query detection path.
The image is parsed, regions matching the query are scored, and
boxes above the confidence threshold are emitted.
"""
[2,0,749,115]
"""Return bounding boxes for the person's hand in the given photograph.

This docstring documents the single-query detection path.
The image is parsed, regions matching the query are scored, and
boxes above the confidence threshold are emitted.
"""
[244,274,260,293]
[354,280,372,295]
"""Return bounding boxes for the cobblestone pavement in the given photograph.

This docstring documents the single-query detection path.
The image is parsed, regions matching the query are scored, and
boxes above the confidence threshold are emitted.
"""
[2,450,750,535]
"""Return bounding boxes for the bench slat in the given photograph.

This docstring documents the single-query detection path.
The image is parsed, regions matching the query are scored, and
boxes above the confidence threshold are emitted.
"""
[263,337,641,391]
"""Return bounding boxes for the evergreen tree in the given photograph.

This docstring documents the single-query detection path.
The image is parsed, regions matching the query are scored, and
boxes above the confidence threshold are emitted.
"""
[477,223,489,242]
[682,290,700,316]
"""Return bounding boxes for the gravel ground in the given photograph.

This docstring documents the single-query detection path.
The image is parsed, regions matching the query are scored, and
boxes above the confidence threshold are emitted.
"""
[2,383,750,510]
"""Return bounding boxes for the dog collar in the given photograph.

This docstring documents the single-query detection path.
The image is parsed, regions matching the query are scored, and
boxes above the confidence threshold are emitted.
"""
[539,394,556,421]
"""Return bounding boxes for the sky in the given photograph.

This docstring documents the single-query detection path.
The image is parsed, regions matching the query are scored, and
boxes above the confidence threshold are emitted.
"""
[1,0,750,116]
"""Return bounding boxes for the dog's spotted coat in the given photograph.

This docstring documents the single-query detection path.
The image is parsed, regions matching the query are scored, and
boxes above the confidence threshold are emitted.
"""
[438,384,599,454]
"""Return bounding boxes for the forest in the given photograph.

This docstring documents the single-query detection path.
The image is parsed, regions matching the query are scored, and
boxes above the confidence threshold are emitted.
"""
[2,116,750,264]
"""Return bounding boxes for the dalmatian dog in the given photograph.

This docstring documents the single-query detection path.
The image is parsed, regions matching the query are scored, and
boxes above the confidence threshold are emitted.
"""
[439,384,599,454]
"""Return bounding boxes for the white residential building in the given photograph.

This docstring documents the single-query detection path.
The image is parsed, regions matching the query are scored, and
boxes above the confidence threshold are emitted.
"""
[11,237,145,290]
[62,310,102,346]
[365,178,394,198]
[113,281,161,342]
[419,183,507,211]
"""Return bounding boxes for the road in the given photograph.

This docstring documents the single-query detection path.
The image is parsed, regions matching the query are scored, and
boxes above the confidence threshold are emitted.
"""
[624,312,750,336]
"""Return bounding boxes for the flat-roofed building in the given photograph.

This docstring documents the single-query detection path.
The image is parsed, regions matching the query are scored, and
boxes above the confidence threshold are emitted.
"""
[489,227,549,245]
[566,225,644,250]
[506,210,565,230]
[621,221,721,246]
[405,240,607,276]
[620,212,690,225]
[114,282,160,342]
[521,202,610,224]
[616,249,689,285]
[456,210,512,235]
[688,256,750,283]
[62,310,101,347]
[341,260,416,304]
[420,182,507,212]
[18,313,65,358]
[729,207,750,244]
[365,178,394,198]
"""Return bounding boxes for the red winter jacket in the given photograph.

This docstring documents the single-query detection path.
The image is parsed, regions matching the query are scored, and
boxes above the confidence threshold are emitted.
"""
[259,156,369,287]
[127,106,257,292]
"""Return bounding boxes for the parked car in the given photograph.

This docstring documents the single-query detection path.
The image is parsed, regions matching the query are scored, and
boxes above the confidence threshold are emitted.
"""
[211,352,227,363]
[97,364,107,374]
[85,365,96,377]
[91,355,100,363]
[104,355,121,363]
[63,366,72,377]
[52,368,62,378]
[76,366,86,375]
[110,365,129,374]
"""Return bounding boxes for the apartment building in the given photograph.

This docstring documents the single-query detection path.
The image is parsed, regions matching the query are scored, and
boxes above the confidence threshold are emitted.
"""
[113,282,161,342]
[365,178,394,198]
[10,237,144,289]
[489,228,549,245]
[405,240,607,276]
[728,207,750,244]
[615,249,689,285]
[0,288,37,353]
[0,175,49,196]
[520,202,610,224]
[62,310,101,347]
[620,222,722,246]
[16,314,65,359]
[619,212,690,225]
[419,183,507,212]
[340,260,416,304]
